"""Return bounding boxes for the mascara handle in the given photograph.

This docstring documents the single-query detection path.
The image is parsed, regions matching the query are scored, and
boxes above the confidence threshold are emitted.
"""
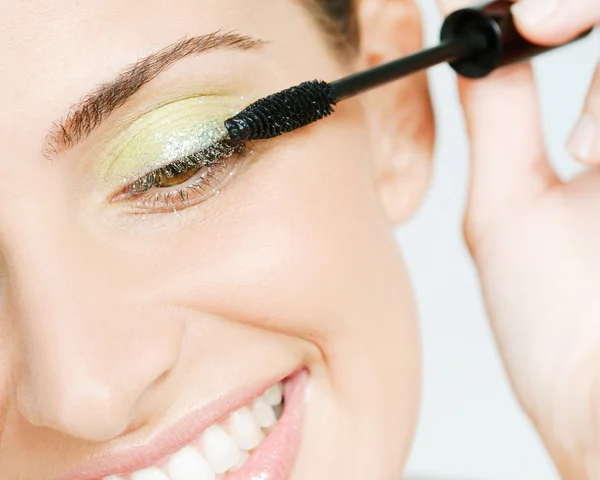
[440,0,594,78]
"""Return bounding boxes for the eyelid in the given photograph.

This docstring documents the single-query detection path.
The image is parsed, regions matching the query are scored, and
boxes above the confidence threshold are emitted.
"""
[92,96,243,192]
[93,67,259,146]
[94,95,215,163]
[116,138,245,199]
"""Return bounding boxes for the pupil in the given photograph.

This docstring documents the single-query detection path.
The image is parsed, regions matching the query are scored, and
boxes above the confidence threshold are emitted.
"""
[158,166,201,188]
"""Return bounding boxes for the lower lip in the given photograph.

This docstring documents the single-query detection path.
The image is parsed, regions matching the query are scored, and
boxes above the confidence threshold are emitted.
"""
[64,371,309,480]
[226,370,308,480]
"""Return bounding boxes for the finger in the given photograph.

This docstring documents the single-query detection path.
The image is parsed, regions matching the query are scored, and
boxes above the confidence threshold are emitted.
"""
[460,64,559,228]
[435,0,476,16]
[511,0,600,45]
[436,0,559,225]
[567,63,600,165]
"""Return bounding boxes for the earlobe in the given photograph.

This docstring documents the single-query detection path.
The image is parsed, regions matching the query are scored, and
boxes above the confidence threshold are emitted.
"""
[355,0,435,224]
[378,127,434,224]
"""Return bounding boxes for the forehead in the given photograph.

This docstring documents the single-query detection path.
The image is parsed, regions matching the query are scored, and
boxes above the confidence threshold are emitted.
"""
[0,0,314,66]
[0,0,326,152]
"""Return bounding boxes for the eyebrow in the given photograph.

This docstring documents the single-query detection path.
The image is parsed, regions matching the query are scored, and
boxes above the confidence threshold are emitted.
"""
[45,31,264,157]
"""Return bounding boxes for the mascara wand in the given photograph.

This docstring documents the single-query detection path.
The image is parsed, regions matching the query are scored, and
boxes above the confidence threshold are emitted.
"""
[225,0,592,142]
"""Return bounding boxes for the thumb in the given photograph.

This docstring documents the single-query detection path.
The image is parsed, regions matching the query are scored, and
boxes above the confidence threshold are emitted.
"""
[437,0,559,236]
[511,0,600,45]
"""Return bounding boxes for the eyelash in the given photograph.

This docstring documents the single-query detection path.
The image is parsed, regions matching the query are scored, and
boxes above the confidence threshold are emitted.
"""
[115,140,248,213]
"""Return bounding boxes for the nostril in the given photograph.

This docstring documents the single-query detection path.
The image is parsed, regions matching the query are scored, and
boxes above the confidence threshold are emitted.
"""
[119,415,149,438]
[152,369,171,388]
[116,369,173,438]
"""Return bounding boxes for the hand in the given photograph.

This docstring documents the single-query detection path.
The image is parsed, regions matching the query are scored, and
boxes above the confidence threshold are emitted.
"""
[435,0,600,478]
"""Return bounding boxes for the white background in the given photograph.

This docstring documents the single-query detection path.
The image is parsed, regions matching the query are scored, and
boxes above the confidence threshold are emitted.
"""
[399,1,599,479]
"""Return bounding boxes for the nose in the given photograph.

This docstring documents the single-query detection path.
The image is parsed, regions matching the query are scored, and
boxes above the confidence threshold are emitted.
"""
[5,216,182,442]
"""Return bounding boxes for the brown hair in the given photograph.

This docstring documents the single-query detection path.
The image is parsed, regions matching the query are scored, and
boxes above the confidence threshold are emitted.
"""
[306,0,358,52]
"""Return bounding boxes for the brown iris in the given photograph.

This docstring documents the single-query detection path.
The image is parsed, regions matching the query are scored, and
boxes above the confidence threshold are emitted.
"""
[157,166,201,188]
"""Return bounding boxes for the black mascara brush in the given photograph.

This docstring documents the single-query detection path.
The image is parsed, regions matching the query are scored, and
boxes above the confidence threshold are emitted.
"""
[225,0,592,142]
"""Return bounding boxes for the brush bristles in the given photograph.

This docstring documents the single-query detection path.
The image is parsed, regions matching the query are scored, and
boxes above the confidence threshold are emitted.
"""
[225,80,337,142]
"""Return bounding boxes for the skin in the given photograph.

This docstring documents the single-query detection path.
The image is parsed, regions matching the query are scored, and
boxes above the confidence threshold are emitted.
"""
[5,0,598,478]
[0,0,434,478]
[437,0,600,478]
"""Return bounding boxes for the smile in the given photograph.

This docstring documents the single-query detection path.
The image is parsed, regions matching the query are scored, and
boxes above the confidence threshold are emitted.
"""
[64,371,307,480]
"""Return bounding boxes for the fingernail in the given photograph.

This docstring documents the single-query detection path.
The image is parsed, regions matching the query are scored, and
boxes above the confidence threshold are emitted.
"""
[567,113,598,161]
[511,0,559,26]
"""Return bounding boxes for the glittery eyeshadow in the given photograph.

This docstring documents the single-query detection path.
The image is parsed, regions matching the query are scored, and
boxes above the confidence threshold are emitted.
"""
[96,96,242,192]
[148,118,229,165]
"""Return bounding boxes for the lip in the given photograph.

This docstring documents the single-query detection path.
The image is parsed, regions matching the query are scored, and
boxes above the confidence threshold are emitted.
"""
[225,370,307,480]
[61,370,308,480]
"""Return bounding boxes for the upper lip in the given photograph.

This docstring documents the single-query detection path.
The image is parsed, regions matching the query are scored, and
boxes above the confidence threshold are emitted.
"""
[61,372,291,480]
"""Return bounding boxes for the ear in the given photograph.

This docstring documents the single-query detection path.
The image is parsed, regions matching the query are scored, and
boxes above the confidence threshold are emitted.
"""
[355,0,435,224]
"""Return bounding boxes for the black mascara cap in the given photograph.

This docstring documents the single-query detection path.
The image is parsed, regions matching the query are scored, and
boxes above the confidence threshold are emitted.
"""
[441,0,593,78]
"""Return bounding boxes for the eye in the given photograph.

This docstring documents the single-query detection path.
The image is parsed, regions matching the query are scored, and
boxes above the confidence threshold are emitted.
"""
[113,139,248,213]
[153,163,200,188]
[96,96,252,214]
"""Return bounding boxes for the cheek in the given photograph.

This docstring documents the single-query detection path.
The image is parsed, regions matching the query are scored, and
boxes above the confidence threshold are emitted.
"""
[123,125,405,335]
[104,121,419,397]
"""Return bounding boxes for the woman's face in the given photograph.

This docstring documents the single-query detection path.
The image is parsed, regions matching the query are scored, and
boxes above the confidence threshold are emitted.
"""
[0,0,433,479]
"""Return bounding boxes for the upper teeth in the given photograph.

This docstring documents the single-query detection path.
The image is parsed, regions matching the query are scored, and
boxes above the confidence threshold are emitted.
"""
[104,382,284,480]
